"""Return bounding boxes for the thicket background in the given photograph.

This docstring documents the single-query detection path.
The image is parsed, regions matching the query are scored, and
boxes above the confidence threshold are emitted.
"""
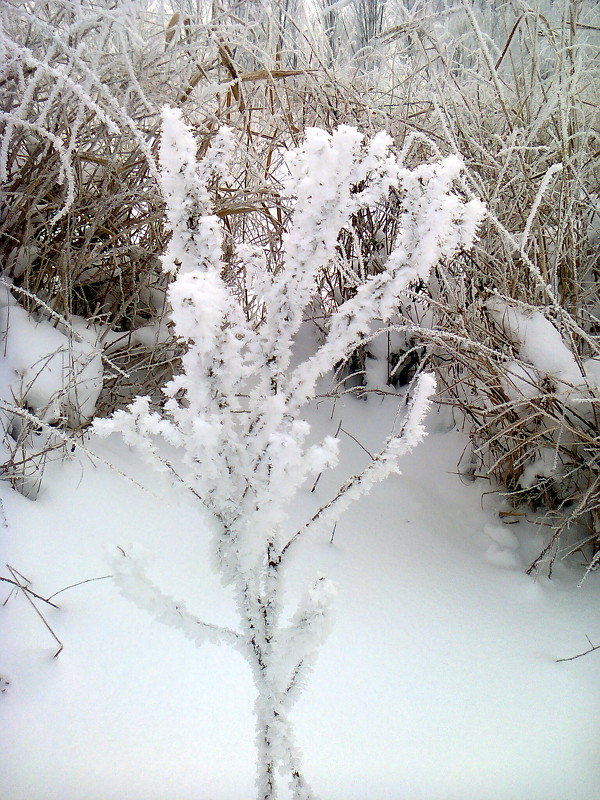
[1,0,599,575]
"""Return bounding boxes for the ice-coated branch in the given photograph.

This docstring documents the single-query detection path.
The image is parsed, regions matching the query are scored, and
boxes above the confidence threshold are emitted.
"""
[278,577,337,702]
[159,108,235,276]
[110,547,242,649]
[280,372,437,561]
[289,157,485,404]
[260,125,399,383]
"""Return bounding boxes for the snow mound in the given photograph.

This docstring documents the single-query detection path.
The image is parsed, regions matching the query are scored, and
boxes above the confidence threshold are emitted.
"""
[1,298,103,426]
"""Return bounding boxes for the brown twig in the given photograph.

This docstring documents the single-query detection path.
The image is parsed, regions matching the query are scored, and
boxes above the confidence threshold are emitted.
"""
[311,419,342,493]
[47,575,112,601]
[340,426,374,460]
[1,575,60,608]
[6,566,63,657]
[556,636,600,663]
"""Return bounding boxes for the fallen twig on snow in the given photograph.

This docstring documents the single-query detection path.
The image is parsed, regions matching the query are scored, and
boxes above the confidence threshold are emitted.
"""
[556,636,600,663]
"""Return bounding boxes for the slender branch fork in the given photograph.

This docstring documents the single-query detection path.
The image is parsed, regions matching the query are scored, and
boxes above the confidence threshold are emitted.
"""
[2,566,112,657]
[1,571,60,608]
[556,636,600,663]
[4,565,64,657]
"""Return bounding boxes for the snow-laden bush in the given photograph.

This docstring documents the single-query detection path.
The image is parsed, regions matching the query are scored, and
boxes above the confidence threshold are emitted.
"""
[94,108,483,798]
[321,0,599,572]
[414,3,600,572]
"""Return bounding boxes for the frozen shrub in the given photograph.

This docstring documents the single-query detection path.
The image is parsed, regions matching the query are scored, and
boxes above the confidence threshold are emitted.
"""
[94,108,482,798]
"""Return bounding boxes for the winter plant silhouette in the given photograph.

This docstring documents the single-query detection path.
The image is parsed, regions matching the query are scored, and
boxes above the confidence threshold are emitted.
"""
[95,108,483,799]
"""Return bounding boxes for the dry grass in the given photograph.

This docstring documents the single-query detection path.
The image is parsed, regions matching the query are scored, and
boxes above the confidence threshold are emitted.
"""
[371,0,600,572]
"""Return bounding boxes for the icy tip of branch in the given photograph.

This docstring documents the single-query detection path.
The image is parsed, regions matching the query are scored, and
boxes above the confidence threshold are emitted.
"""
[107,543,152,575]
[410,372,437,421]
[441,153,465,177]
[309,575,337,605]
[160,105,183,127]
[400,372,437,450]
[91,415,115,437]
[159,106,196,168]
[318,0,354,14]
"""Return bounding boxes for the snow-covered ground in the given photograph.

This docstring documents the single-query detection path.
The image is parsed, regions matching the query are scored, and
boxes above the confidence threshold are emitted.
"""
[1,387,599,800]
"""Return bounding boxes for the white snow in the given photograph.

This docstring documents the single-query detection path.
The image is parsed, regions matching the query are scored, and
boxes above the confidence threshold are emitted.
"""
[0,299,103,425]
[487,299,582,384]
[487,299,600,439]
[1,387,599,800]
[487,299,600,404]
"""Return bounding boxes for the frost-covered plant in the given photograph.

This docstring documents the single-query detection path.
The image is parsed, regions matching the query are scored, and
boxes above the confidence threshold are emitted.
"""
[94,107,483,799]
[356,0,600,571]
